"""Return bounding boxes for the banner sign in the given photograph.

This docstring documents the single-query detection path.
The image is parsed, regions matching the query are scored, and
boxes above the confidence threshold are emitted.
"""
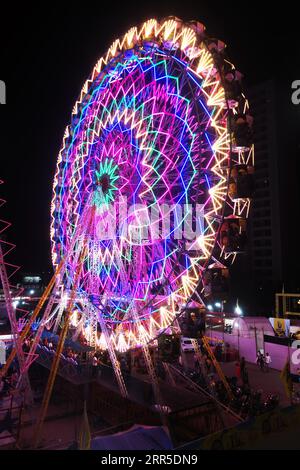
[269,318,290,337]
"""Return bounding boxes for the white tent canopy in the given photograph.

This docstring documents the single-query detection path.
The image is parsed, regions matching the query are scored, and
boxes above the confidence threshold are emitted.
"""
[231,316,274,337]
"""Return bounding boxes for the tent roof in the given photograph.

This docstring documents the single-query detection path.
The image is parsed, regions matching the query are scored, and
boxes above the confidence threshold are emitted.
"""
[90,425,173,451]
[231,316,274,335]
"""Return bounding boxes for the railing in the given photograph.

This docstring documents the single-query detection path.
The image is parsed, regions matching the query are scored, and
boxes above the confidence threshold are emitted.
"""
[35,346,155,407]
[35,344,92,382]
[164,363,243,422]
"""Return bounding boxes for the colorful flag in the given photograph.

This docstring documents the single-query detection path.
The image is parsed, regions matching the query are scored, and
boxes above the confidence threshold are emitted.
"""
[78,401,91,450]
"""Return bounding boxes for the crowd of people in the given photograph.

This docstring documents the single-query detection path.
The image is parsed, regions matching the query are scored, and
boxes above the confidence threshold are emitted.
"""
[35,337,81,369]
[186,352,280,419]
[255,351,272,372]
[234,356,249,385]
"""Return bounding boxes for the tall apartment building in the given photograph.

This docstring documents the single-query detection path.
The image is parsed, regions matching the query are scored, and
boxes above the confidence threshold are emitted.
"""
[248,82,282,303]
[237,79,300,314]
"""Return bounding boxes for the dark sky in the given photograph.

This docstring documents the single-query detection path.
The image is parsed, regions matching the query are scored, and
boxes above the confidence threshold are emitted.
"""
[0,1,299,276]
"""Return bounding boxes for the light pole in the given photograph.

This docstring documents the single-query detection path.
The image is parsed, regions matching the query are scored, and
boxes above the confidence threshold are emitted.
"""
[234,300,242,358]
[234,299,243,316]
[222,301,226,344]
[206,304,213,339]
[215,300,226,343]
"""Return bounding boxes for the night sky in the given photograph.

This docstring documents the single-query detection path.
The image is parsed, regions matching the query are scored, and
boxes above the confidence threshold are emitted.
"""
[0,1,299,279]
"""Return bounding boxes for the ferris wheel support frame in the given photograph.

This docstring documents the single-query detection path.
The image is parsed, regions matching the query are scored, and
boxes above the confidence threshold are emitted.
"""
[131,305,168,426]
[32,202,130,446]
[0,183,33,404]
[0,243,33,404]
[2,196,129,445]
[33,244,88,448]
[0,258,65,380]
[1,194,93,378]
[92,301,128,398]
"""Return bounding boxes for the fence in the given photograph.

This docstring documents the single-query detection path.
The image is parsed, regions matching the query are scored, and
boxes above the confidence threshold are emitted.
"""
[206,329,299,373]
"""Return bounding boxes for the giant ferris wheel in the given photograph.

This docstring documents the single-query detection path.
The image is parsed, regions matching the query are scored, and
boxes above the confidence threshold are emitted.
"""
[1,18,254,439]
[50,17,254,352]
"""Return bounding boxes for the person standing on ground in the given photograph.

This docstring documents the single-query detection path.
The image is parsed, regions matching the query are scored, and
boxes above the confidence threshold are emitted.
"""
[120,356,127,375]
[256,351,261,366]
[178,354,183,367]
[205,356,212,374]
[193,353,199,371]
[235,361,241,383]
[259,353,265,372]
[92,355,98,378]
[265,352,272,372]
[240,356,248,385]
[242,366,249,387]
[240,356,246,375]
[256,351,264,371]
[0,377,4,401]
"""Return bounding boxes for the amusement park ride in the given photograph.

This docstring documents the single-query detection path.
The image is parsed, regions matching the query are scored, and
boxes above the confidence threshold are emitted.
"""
[0,17,254,447]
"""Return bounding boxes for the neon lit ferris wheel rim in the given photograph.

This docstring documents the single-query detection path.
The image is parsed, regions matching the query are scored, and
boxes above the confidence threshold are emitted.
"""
[51,18,249,350]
